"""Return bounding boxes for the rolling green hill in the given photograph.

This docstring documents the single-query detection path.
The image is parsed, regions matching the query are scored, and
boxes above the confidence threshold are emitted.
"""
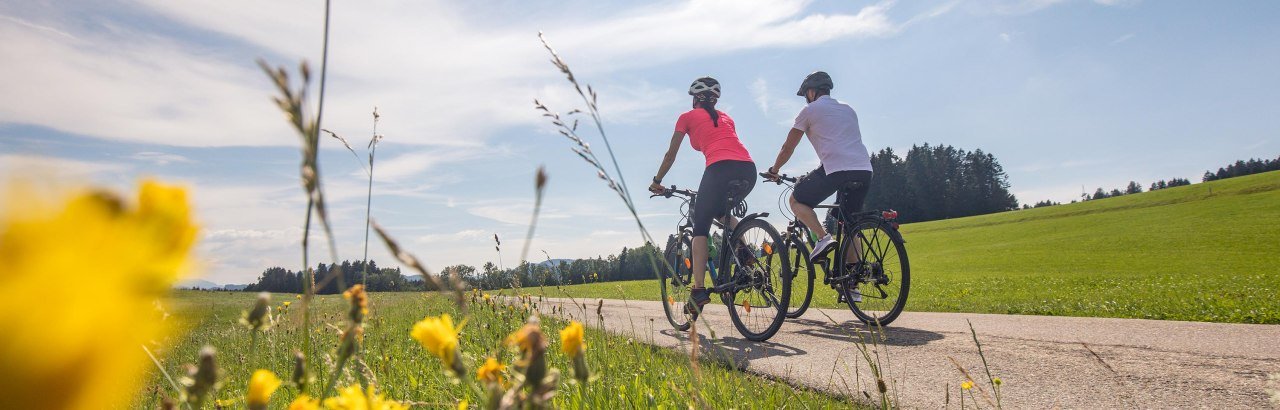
[528,171,1280,323]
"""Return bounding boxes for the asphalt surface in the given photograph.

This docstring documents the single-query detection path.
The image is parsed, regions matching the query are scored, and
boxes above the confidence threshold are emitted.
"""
[526,296,1280,409]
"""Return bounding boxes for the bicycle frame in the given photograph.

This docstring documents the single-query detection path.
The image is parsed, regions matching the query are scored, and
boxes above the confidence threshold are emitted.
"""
[659,187,770,295]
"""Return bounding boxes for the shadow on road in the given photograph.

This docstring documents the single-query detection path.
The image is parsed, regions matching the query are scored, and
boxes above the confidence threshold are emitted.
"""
[787,318,944,347]
[658,328,809,370]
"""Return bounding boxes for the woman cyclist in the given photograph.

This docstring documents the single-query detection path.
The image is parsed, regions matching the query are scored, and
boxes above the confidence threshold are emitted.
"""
[648,77,757,314]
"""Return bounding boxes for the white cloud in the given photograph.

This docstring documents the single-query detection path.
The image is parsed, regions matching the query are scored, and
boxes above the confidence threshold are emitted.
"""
[1,0,911,149]
[129,151,194,165]
[751,77,771,114]
[1110,33,1136,45]
[1000,32,1012,43]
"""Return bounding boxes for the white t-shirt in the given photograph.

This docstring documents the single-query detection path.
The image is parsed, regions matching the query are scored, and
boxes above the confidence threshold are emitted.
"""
[792,95,873,173]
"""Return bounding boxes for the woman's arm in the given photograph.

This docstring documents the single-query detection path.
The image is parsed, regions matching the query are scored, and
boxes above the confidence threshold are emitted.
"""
[650,131,685,192]
[768,128,805,174]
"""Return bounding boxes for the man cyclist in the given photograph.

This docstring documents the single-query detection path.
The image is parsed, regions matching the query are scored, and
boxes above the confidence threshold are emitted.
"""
[762,71,873,279]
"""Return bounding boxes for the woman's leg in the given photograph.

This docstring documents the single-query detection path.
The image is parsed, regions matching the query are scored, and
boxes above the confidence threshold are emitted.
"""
[691,235,709,288]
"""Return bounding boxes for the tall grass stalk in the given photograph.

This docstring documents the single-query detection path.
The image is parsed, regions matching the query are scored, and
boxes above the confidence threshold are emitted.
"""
[255,0,344,393]
[323,106,384,287]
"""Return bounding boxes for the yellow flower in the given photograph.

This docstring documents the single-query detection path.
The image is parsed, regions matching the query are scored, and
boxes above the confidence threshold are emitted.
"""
[961,380,974,390]
[505,323,537,352]
[322,384,407,410]
[343,284,369,321]
[247,369,282,410]
[482,293,491,301]
[288,395,320,410]
[0,179,197,409]
[993,377,1003,386]
[283,301,292,308]
[457,400,468,410]
[560,321,586,358]
[411,314,460,368]
[476,357,506,385]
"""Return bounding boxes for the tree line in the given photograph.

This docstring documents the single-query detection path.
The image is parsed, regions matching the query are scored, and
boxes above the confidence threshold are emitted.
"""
[1202,156,1280,182]
[244,260,429,293]
[454,244,663,290]
[863,144,1019,223]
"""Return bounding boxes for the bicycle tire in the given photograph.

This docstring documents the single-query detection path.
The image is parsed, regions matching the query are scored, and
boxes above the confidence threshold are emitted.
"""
[785,234,816,319]
[659,232,694,331]
[723,218,792,341]
[843,219,910,326]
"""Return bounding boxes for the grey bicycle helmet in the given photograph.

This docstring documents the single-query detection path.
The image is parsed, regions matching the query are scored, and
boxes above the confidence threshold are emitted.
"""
[688,77,721,98]
[796,71,834,96]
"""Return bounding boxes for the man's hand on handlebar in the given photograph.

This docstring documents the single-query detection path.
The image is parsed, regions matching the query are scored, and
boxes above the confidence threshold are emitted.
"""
[760,168,782,183]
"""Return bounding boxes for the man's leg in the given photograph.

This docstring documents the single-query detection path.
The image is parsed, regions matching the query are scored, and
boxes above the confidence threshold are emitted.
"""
[790,195,828,239]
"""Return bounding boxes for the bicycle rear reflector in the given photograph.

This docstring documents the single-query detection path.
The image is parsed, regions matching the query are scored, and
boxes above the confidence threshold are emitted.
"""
[882,210,899,220]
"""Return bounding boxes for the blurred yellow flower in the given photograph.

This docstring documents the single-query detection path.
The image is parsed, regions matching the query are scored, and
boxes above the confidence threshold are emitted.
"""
[411,314,460,368]
[322,384,407,410]
[961,381,974,390]
[0,179,197,410]
[283,301,292,308]
[560,321,586,358]
[476,357,506,385]
[248,369,282,410]
[343,284,369,320]
[993,377,1003,386]
[287,395,319,410]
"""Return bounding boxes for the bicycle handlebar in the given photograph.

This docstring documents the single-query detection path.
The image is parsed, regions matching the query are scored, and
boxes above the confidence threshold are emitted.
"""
[759,171,798,185]
[649,185,696,199]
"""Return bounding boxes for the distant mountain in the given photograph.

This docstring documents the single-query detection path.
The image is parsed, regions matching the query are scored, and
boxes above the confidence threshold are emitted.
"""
[177,279,220,289]
[403,274,424,282]
[538,258,574,267]
[223,284,249,291]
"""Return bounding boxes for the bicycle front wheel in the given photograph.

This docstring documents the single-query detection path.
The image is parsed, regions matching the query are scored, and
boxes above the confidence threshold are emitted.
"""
[785,234,816,319]
[843,219,910,326]
[659,232,694,331]
[723,218,791,341]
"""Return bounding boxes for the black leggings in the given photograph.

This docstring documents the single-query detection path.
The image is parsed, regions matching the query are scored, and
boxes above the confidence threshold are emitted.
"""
[692,160,757,237]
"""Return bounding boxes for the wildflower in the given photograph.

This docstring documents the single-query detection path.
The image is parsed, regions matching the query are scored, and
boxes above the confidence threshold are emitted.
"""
[506,316,550,389]
[247,369,282,410]
[343,284,369,322]
[322,384,408,410]
[476,357,506,385]
[288,395,320,410]
[283,301,292,308]
[483,293,492,301]
[291,352,313,391]
[411,314,464,376]
[561,321,590,383]
[241,292,272,331]
[961,380,974,390]
[993,377,1003,386]
[560,321,586,358]
[0,180,197,409]
[181,346,220,408]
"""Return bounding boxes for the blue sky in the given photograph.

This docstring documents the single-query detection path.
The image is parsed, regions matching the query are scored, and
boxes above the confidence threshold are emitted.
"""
[2,0,1277,285]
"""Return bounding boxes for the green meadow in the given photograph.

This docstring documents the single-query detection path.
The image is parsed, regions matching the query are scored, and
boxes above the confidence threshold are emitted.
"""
[528,171,1280,324]
[138,291,856,409]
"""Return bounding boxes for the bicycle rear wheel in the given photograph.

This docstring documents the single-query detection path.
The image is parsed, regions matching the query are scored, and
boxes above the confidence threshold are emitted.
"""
[659,232,694,331]
[785,234,816,319]
[842,219,909,326]
[723,218,791,341]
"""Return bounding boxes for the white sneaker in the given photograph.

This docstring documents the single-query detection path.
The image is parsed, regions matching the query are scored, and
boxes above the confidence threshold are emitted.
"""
[810,234,835,262]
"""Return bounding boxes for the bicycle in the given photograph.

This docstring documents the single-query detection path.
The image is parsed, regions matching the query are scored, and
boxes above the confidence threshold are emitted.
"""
[762,172,910,326]
[651,181,792,341]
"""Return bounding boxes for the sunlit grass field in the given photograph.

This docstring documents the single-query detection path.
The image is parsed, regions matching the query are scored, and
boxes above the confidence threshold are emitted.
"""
[137,290,858,409]
[527,171,1280,324]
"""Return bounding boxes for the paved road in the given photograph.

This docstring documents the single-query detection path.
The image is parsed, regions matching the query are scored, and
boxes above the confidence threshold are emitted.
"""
[526,296,1280,409]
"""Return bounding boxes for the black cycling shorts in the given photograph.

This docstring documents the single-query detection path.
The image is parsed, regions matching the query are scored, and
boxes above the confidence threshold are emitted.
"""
[692,160,757,237]
[792,165,873,220]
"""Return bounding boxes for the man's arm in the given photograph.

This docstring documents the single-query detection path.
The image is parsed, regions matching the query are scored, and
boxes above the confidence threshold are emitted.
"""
[768,128,805,174]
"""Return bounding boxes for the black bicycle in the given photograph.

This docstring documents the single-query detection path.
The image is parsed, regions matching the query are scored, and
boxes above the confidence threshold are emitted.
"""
[652,182,792,341]
[763,172,910,326]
